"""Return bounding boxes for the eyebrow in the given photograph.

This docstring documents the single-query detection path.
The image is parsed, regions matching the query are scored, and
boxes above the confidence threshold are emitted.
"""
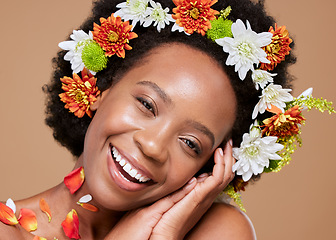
[186,120,215,148]
[136,80,215,147]
[136,81,172,104]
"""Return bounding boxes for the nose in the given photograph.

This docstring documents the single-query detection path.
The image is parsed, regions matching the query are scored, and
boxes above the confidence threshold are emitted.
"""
[133,123,170,164]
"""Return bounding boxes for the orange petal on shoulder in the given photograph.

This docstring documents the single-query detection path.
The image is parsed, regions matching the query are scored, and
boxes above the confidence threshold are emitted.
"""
[77,203,99,212]
[18,208,37,232]
[266,104,283,114]
[61,209,80,239]
[0,202,18,225]
[33,236,47,240]
[39,198,52,222]
[64,167,85,194]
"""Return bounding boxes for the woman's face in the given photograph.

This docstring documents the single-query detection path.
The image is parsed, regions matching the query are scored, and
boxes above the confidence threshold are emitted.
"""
[81,44,236,211]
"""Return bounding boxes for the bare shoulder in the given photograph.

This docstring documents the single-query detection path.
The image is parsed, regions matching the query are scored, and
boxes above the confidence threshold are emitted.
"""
[186,203,256,240]
[0,223,27,240]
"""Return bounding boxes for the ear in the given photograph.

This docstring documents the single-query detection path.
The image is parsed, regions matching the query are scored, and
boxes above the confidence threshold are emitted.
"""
[90,90,108,111]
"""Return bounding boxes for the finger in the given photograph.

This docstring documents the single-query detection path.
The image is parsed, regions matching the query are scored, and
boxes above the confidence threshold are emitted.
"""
[196,173,210,183]
[143,177,197,216]
[223,139,235,183]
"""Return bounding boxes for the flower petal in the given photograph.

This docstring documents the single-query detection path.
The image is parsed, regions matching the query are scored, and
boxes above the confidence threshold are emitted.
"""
[39,198,52,222]
[5,198,16,214]
[33,236,47,240]
[64,167,85,194]
[77,203,99,212]
[18,208,37,232]
[61,209,80,239]
[0,202,18,225]
[78,194,92,204]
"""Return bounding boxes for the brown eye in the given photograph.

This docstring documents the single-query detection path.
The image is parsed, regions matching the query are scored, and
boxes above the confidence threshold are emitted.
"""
[136,97,156,116]
[181,138,201,155]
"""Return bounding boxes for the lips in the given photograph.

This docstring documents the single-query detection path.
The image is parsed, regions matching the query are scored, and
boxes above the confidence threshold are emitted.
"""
[107,144,155,191]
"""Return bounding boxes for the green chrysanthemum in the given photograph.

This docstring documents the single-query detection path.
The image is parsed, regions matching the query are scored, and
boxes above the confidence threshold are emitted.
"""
[81,41,108,73]
[207,18,233,42]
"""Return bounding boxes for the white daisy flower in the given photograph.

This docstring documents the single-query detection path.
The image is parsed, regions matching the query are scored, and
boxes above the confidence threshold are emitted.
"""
[232,126,284,181]
[115,0,151,29]
[58,30,94,74]
[215,19,273,80]
[143,0,174,32]
[252,83,293,119]
[251,69,277,90]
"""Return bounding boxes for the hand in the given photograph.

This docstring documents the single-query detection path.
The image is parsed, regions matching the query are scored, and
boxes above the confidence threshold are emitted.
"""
[104,140,235,240]
[149,140,235,239]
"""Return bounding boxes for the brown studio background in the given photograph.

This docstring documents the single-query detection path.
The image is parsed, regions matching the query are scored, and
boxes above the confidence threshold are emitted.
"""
[0,0,335,239]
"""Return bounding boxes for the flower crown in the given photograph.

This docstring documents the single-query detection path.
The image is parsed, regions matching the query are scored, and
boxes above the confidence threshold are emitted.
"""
[58,0,335,210]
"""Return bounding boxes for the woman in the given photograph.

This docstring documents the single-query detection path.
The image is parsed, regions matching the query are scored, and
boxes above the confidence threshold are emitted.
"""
[1,0,333,239]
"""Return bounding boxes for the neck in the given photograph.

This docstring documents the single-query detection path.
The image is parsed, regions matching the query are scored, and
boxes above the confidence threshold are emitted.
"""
[16,160,125,240]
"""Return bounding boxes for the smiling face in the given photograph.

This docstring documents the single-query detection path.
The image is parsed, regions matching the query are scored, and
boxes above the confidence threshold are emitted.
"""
[80,43,237,211]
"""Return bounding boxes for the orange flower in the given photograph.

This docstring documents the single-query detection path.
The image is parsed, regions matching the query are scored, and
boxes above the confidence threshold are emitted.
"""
[232,177,249,192]
[260,24,292,71]
[18,208,37,232]
[93,13,138,58]
[64,167,85,194]
[59,70,100,118]
[0,202,18,225]
[172,0,219,36]
[262,105,305,138]
[39,198,52,223]
[61,209,80,239]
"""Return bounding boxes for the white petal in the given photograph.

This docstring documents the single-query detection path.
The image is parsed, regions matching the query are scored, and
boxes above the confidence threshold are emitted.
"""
[58,41,76,50]
[242,171,253,181]
[6,198,16,213]
[298,87,313,99]
[78,194,93,203]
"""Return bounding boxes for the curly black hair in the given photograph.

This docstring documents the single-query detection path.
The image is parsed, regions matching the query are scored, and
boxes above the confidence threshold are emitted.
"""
[44,0,296,162]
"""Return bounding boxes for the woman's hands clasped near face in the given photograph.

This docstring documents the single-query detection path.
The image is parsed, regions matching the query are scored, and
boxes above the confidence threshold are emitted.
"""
[105,140,235,240]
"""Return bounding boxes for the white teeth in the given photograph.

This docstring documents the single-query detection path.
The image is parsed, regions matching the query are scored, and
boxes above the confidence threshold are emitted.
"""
[123,163,132,172]
[112,146,151,183]
[119,159,126,167]
[129,169,137,178]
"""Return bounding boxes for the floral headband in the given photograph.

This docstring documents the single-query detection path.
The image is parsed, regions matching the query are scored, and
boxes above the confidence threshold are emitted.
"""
[58,0,335,210]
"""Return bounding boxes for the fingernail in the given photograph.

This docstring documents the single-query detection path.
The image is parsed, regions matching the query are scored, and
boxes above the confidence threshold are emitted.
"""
[219,148,224,157]
[229,139,233,146]
[198,173,209,178]
[187,177,196,185]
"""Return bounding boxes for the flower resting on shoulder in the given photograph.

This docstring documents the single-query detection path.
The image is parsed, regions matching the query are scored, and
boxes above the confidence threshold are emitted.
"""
[252,83,293,119]
[93,13,138,58]
[260,24,292,71]
[143,0,174,32]
[58,30,94,74]
[115,0,151,29]
[59,70,100,118]
[232,125,284,181]
[172,0,219,36]
[262,105,305,138]
[215,19,273,80]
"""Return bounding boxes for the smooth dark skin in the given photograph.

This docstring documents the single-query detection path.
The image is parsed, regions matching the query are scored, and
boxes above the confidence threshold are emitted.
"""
[0,44,256,239]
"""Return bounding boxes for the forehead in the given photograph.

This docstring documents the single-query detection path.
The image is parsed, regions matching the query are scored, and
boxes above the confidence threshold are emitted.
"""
[117,44,237,146]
